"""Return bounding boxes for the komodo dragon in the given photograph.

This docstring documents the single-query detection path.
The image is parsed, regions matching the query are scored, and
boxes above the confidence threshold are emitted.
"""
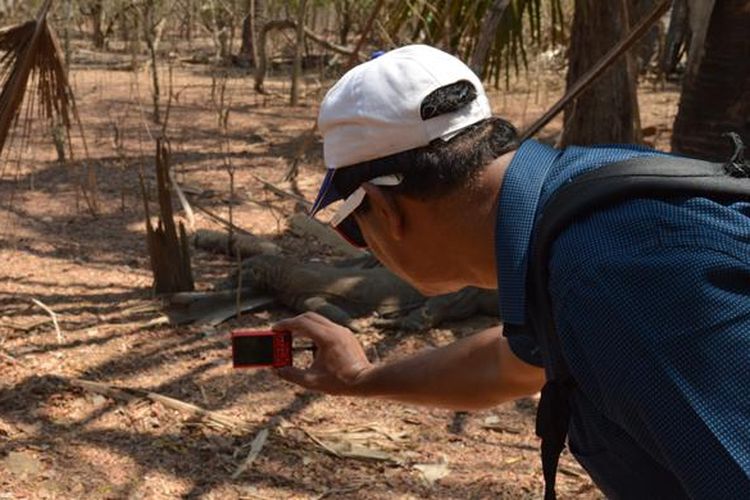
[218,254,499,330]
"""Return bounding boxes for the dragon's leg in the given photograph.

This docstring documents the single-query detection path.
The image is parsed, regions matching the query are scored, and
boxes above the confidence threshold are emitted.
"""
[299,296,357,330]
[379,288,487,331]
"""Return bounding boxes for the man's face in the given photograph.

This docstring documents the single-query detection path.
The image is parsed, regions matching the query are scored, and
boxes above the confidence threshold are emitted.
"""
[351,188,470,296]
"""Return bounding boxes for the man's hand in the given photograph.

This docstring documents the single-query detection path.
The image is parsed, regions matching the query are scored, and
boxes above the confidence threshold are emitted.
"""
[272,312,373,395]
[272,313,544,410]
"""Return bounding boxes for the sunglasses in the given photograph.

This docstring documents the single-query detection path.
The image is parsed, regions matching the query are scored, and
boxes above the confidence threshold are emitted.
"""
[329,174,403,249]
[333,215,367,248]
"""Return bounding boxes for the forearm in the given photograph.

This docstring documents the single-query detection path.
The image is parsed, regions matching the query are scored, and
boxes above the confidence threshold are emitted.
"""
[353,326,544,410]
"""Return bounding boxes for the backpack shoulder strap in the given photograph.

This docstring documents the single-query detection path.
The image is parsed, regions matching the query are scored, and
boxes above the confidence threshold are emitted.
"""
[529,154,750,500]
[536,156,749,267]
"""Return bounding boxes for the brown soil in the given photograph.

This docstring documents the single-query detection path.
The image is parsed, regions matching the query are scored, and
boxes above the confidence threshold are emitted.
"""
[0,58,680,499]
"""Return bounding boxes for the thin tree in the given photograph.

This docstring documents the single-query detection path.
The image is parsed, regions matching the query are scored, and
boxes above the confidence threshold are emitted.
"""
[239,0,265,66]
[290,0,308,106]
[138,0,167,124]
[672,0,750,160]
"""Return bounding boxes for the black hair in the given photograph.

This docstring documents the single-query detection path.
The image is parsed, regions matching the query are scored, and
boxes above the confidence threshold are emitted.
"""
[331,116,519,206]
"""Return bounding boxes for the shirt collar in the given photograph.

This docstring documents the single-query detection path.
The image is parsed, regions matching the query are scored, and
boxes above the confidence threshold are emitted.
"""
[495,140,560,325]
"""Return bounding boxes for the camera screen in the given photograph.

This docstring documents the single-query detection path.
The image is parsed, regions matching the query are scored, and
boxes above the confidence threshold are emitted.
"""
[232,335,275,366]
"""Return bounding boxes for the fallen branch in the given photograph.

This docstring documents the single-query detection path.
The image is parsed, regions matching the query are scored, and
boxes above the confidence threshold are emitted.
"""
[70,378,247,433]
[30,298,63,343]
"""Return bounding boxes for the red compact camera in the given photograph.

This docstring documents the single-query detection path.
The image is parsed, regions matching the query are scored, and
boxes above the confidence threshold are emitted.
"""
[231,330,293,368]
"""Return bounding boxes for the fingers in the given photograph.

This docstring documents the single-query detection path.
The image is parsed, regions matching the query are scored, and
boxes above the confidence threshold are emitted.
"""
[272,312,345,345]
[275,366,318,390]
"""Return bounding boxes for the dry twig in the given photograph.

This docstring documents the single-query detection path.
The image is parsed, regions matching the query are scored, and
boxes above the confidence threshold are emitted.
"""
[0,349,18,364]
[252,174,312,208]
[70,378,247,433]
[29,298,62,343]
[168,169,195,231]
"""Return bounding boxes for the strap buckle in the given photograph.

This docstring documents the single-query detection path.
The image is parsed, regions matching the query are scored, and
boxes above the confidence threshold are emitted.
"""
[722,132,750,178]
[536,378,574,500]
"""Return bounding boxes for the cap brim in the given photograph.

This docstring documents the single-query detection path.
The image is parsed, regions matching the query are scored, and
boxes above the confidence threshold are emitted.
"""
[309,169,342,216]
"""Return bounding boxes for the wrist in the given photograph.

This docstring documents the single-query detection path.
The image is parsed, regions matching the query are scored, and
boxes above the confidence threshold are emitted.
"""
[346,362,382,397]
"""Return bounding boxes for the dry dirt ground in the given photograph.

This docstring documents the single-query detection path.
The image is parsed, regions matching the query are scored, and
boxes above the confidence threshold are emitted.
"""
[0,54,680,499]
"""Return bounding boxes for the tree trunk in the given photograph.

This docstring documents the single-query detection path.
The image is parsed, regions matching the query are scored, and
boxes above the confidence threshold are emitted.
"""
[336,0,352,46]
[63,0,72,73]
[239,0,265,66]
[619,0,642,142]
[141,1,166,124]
[684,0,716,80]
[561,0,639,146]
[142,139,195,295]
[239,13,253,65]
[630,0,663,74]
[185,0,194,46]
[672,0,750,161]
[469,0,511,78]
[90,1,106,49]
[290,0,308,106]
[660,0,690,76]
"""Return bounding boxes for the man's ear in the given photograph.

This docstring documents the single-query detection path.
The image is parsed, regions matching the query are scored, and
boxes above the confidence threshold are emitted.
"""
[360,183,405,240]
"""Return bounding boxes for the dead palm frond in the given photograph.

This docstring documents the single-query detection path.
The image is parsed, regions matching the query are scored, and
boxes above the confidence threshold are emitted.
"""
[0,0,96,213]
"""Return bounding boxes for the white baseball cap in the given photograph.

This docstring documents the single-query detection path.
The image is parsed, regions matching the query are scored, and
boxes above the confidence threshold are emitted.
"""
[310,45,491,244]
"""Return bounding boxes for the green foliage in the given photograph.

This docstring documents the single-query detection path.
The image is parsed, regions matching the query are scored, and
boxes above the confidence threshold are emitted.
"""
[387,0,568,85]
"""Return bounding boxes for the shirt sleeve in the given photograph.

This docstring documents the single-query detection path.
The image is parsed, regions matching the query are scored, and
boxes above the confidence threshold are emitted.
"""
[503,324,544,367]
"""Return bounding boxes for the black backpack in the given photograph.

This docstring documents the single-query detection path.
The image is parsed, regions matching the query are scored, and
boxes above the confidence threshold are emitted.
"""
[525,134,750,499]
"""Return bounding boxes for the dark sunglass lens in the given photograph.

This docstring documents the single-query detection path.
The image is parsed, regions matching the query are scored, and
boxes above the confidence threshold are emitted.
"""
[334,216,367,248]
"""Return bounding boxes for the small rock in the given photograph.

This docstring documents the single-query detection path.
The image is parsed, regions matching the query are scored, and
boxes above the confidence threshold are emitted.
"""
[483,415,501,426]
[41,479,65,493]
[4,451,43,477]
[413,462,450,485]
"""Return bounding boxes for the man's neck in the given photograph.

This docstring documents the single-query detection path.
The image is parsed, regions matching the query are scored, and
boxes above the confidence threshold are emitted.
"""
[442,151,515,289]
